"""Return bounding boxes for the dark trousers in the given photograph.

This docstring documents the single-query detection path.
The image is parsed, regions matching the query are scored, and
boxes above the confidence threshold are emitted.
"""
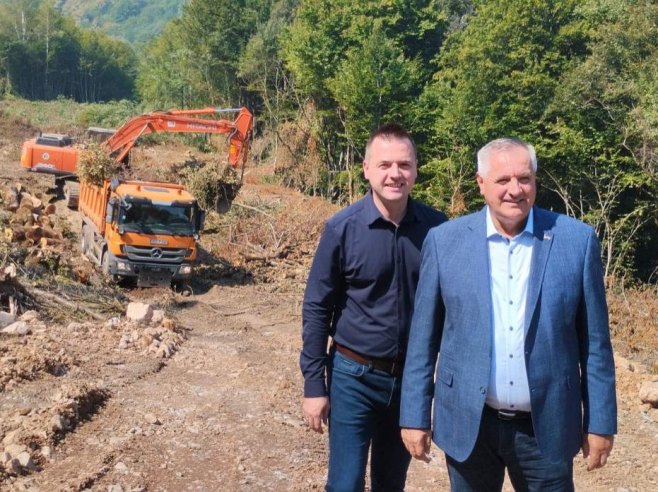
[446,406,574,492]
[326,350,411,492]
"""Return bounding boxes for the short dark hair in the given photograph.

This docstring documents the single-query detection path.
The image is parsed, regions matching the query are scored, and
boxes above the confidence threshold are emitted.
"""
[364,123,417,162]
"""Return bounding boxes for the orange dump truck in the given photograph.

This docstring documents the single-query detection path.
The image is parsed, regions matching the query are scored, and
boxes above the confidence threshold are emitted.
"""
[79,178,205,287]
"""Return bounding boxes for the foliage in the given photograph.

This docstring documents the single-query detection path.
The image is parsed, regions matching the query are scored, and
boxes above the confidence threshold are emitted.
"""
[173,158,243,213]
[56,0,186,45]
[137,0,272,109]
[2,0,658,280]
[281,0,472,165]
[77,142,117,186]
[0,0,137,102]
[0,97,139,131]
[539,0,658,279]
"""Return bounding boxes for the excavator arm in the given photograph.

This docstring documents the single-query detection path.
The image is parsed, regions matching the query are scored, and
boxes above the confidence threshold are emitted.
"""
[105,107,253,168]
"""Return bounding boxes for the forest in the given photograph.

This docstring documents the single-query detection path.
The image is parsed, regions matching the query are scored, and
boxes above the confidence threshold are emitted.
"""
[0,0,657,282]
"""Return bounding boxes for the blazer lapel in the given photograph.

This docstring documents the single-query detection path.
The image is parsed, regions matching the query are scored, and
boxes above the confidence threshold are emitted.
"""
[471,209,493,334]
[524,207,554,332]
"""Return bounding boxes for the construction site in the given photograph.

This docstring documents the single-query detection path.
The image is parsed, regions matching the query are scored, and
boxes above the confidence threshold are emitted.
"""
[0,106,657,491]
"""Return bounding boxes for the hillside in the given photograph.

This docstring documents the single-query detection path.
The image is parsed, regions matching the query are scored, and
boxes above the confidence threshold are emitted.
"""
[55,0,188,44]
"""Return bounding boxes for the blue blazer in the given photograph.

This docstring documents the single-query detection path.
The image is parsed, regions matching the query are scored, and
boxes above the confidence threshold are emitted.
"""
[400,207,617,464]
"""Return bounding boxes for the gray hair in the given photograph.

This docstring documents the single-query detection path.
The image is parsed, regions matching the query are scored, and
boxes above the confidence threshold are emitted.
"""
[477,137,537,176]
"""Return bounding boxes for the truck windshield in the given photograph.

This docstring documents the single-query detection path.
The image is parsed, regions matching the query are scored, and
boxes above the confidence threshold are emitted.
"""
[120,201,195,236]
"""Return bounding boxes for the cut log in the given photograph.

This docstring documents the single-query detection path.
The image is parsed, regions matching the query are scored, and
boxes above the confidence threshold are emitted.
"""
[5,187,20,211]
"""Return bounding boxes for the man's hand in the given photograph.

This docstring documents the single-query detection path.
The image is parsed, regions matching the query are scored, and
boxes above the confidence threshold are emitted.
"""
[582,433,614,471]
[401,428,432,463]
[302,396,330,434]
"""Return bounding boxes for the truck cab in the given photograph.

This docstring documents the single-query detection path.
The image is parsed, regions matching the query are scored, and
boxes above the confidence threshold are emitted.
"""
[80,180,205,287]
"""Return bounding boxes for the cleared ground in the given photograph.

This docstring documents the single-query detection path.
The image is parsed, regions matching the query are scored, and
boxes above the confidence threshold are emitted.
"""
[0,113,657,491]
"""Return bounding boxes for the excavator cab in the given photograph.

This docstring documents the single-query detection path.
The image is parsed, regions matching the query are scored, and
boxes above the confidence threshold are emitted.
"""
[35,133,73,147]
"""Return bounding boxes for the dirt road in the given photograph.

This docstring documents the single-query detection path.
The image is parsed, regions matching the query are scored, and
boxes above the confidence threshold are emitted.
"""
[2,279,656,491]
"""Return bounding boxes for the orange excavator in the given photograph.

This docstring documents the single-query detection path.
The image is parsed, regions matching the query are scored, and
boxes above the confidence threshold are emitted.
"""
[20,107,254,206]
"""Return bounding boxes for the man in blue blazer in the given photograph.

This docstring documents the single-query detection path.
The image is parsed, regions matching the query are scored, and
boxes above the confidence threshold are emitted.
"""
[400,137,617,491]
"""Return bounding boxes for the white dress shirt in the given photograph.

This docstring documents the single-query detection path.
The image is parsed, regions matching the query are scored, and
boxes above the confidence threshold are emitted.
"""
[485,208,534,412]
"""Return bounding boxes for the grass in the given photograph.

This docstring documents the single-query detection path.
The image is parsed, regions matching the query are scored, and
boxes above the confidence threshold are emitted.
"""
[0,96,141,132]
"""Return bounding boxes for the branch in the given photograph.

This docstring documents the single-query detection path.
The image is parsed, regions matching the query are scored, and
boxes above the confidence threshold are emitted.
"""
[31,288,106,321]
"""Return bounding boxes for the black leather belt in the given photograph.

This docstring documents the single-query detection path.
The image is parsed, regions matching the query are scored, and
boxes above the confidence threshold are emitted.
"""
[334,343,404,377]
[485,404,531,421]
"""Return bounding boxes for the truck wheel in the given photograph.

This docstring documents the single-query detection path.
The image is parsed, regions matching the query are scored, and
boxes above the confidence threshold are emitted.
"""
[64,182,80,209]
[101,251,110,275]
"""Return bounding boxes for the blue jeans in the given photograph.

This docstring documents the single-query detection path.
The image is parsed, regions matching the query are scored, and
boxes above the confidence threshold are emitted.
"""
[326,350,411,492]
[446,406,574,492]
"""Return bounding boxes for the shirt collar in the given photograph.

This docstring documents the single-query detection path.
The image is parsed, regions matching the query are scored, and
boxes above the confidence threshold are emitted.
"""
[485,206,534,240]
[364,190,417,226]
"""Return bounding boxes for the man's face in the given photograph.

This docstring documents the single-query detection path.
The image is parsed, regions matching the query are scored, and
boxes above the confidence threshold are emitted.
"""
[363,136,417,211]
[476,145,536,236]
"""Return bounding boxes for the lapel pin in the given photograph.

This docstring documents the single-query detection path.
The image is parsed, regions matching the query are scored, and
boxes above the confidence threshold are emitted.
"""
[543,232,552,241]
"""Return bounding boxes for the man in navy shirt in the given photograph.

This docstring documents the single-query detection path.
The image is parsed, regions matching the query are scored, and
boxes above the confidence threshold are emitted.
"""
[300,123,446,491]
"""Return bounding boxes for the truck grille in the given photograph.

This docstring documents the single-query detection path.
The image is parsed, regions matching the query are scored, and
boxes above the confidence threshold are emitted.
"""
[122,245,188,264]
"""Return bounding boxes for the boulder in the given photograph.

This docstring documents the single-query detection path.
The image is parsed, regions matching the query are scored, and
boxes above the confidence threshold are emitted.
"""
[126,302,153,324]
[639,380,658,408]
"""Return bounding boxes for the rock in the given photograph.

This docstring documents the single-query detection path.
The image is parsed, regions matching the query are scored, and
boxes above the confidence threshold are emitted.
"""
[105,317,121,328]
[156,343,173,358]
[41,446,52,459]
[114,461,129,474]
[6,457,21,474]
[1,321,31,335]
[16,451,36,470]
[107,485,124,492]
[126,303,153,323]
[2,429,21,446]
[50,414,68,432]
[16,406,32,416]
[0,311,16,328]
[18,310,39,323]
[66,322,89,332]
[1,451,11,463]
[640,381,658,407]
[118,333,133,349]
[4,443,27,458]
[144,413,161,425]
[151,309,165,325]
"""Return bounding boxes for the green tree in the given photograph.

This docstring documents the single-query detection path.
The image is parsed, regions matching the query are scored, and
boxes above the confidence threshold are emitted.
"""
[540,0,658,279]
[281,0,471,198]
[327,26,423,154]
[415,0,587,213]
[0,0,136,101]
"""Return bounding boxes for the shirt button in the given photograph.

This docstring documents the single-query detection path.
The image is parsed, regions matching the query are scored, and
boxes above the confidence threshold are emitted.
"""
[510,404,515,408]
[480,387,486,394]
[509,354,513,358]
[509,275,513,279]
[508,300,513,305]
[509,326,513,331]
[510,381,514,386]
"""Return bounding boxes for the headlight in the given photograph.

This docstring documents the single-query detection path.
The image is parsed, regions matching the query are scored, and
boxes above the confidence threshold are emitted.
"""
[117,261,131,271]
[179,265,192,275]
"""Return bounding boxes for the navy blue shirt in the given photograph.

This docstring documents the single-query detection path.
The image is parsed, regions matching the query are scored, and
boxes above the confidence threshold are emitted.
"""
[301,192,447,397]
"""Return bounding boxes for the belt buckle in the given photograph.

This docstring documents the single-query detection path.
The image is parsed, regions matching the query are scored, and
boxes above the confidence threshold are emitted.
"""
[497,409,516,421]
